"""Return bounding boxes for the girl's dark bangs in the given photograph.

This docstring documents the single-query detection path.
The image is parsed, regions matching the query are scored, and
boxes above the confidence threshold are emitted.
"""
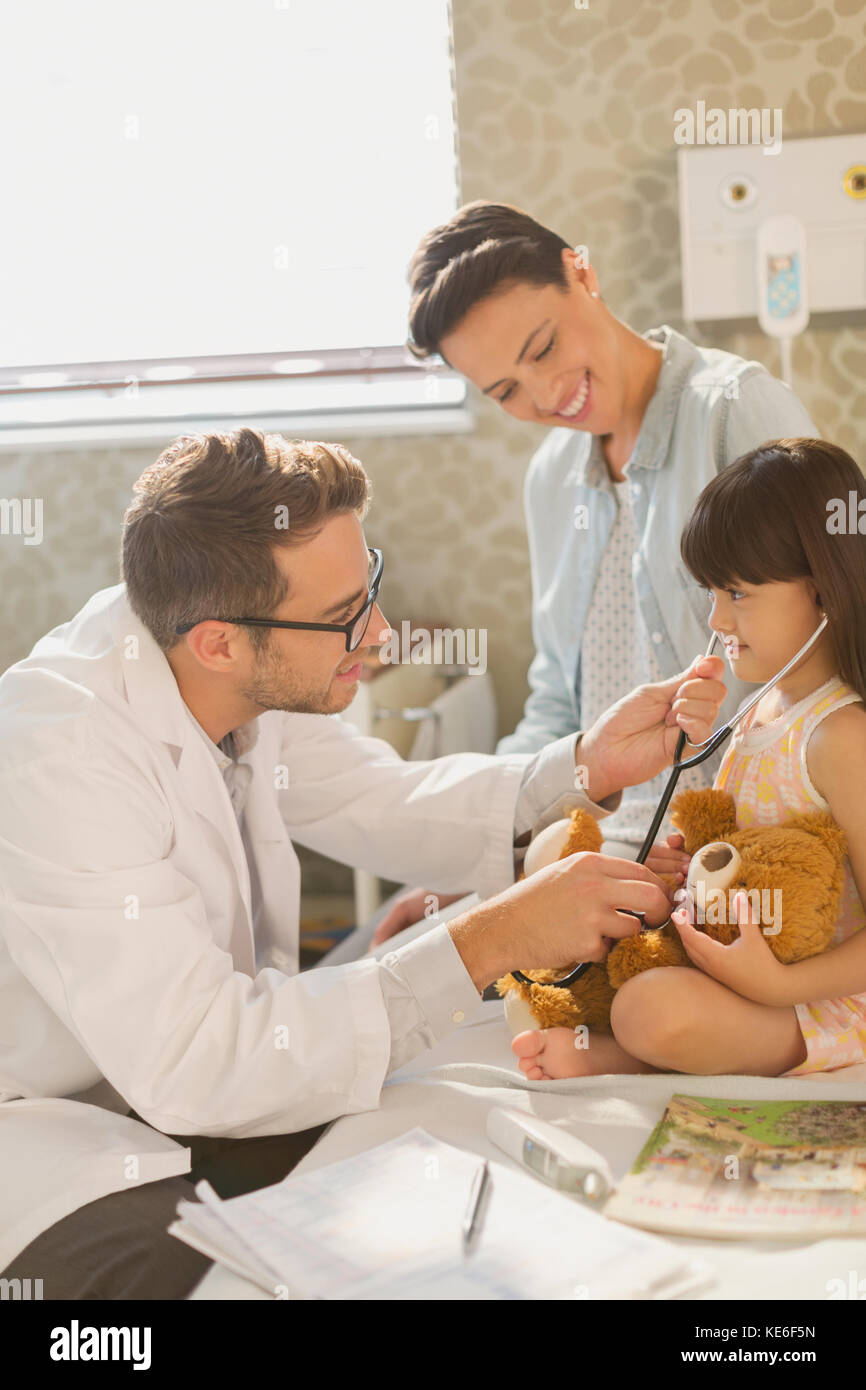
[681,465,807,590]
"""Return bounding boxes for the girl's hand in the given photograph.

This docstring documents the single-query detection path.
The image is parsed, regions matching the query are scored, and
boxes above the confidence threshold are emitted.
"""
[671,891,789,1007]
[577,655,727,801]
[645,833,690,887]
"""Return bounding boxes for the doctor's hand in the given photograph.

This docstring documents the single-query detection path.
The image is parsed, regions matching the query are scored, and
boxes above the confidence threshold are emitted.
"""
[577,655,726,803]
[448,851,671,994]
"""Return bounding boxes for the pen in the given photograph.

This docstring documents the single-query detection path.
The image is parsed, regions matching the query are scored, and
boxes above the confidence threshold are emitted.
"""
[462,1158,490,1252]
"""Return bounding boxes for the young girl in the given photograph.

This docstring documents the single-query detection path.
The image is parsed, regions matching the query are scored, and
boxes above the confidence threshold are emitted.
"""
[513,437,866,1080]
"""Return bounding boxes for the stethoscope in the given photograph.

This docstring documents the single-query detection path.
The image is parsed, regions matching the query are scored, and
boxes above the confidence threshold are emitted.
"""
[510,614,830,989]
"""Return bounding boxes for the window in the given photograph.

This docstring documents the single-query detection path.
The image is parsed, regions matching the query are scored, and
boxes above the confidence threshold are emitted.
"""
[0,0,469,446]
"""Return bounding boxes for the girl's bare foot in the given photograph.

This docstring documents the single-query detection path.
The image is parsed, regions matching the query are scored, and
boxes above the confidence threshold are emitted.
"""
[511,1026,657,1080]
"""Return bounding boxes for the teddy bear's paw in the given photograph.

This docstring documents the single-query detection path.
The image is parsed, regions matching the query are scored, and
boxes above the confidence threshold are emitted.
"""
[497,964,613,1033]
[562,808,605,857]
[557,965,615,1032]
[494,965,562,998]
[494,967,582,1030]
[732,816,847,961]
[503,988,542,1038]
[522,807,605,880]
[606,924,690,988]
[782,811,848,871]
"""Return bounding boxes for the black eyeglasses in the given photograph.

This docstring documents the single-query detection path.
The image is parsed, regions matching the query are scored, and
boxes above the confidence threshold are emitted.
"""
[175,547,384,653]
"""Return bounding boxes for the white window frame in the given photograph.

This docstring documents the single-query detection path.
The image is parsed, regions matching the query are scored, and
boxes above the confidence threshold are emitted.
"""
[0,348,473,452]
[0,0,472,450]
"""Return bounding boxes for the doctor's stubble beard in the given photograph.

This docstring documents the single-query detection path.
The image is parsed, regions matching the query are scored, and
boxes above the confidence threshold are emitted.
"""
[238,635,372,716]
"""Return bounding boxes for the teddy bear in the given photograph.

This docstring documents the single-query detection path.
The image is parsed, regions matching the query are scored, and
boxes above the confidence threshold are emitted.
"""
[496,787,848,1036]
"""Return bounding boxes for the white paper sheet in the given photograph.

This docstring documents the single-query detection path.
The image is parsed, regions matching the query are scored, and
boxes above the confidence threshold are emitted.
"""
[172,1126,703,1300]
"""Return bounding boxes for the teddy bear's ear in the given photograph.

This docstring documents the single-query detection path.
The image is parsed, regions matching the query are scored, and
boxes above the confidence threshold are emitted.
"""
[669,788,738,853]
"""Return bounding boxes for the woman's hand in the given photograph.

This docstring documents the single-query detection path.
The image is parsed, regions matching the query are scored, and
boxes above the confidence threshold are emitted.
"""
[578,655,727,802]
[671,891,790,1006]
[370,887,465,947]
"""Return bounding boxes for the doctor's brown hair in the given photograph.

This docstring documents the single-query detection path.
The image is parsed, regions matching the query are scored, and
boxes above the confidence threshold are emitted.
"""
[121,428,370,653]
[406,200,572,361]
[680,437,866,702]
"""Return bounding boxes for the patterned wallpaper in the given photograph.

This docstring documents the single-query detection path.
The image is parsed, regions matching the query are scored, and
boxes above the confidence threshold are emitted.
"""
[2,0,865,740]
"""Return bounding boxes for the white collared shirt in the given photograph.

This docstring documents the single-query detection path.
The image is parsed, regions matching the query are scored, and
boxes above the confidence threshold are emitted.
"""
[0,582,627,1272]
[187,704,610,1074]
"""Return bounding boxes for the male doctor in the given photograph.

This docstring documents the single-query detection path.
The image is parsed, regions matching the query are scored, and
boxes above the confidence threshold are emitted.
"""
[0,428,724,1299]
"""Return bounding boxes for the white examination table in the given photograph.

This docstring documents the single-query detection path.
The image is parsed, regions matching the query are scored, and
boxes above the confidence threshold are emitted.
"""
[190,909,866,1300]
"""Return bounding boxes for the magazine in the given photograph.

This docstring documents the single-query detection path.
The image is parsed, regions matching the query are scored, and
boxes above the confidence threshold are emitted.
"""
[604,1094,866,1239]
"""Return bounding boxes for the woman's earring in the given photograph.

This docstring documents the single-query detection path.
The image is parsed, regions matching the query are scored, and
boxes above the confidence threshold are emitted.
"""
[572,247,599,296]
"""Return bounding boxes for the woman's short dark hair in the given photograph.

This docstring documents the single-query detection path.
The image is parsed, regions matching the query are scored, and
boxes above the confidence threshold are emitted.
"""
[406,200,572,361]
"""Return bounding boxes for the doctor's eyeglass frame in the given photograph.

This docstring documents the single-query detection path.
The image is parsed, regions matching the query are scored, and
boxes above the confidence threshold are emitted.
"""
[174,547,384,653]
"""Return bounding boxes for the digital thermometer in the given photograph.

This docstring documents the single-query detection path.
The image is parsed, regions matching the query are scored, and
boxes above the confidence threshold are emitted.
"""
[486,1106,615,1205]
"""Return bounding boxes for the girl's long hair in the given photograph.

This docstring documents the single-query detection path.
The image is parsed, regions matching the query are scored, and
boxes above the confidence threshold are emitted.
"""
[680,438,866,701]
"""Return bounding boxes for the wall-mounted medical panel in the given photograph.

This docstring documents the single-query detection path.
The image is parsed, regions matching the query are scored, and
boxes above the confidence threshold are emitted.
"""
[678,133,866,322]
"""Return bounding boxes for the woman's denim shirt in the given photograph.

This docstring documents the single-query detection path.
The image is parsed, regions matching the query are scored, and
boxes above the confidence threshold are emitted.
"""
[497,324,818,786]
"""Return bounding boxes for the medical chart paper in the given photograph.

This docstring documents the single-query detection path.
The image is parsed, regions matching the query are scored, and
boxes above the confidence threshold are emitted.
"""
[171,1127,709,1299]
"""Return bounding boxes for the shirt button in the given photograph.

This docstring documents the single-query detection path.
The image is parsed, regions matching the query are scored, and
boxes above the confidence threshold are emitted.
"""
[451,1009,465,1024]
[652,631,663,644]
[631,482,641,496]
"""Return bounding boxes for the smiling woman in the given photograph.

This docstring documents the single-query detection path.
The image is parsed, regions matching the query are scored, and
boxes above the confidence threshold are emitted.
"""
[407,200,663,457]
[404,198,821,859]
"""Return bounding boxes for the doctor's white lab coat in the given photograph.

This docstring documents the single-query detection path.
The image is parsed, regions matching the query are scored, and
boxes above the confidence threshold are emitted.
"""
[0,584,616,1270]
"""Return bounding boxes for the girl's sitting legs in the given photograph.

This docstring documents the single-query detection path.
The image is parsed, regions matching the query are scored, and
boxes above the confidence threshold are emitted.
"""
[511,966,808,1080]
